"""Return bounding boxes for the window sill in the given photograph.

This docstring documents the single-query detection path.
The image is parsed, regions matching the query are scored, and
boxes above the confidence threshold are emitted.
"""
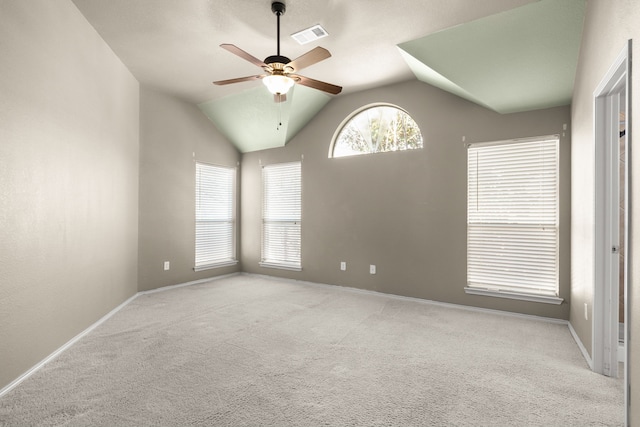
[259,262,302,272]
[194,260,238,272]
[464,287,564,305]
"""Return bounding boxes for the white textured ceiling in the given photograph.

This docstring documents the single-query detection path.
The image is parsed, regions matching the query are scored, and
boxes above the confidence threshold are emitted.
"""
[71,0,585,152]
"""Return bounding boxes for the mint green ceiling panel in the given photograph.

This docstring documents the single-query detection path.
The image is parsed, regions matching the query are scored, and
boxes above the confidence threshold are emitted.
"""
[399,0,586,114]
[397,48,494,111]
[284,85,332,144]
[199,85,331,153]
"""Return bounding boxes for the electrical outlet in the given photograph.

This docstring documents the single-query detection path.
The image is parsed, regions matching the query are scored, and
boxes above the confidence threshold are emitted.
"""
[584,303,588,320]
[164,261,170,271]
[340,262,346,271]
[370,265,376,275]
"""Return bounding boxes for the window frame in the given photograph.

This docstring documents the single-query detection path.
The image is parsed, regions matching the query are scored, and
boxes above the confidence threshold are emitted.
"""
[260,161,302,271]
[464,135,563,305]
[194,162,238,271]
[328,103,423,158]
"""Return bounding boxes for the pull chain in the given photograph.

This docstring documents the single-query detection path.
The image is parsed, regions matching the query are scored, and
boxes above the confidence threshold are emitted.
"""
[277,100,282,130]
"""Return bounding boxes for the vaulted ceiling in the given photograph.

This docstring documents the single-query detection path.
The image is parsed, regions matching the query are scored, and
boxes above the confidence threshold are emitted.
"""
[71,0,586,153]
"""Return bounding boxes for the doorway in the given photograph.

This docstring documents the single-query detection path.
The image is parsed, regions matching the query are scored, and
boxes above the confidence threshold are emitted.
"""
[618,107,626,362]
[593,40,630,425]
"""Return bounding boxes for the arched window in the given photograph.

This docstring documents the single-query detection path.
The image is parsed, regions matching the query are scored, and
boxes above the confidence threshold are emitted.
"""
[330,104,423,158]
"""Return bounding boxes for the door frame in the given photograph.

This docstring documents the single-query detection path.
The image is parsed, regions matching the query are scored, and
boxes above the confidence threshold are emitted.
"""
[593,40,631,424]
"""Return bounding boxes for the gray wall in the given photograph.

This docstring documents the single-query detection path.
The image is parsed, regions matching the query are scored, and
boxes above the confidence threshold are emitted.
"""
[242,80,571,320]
[571,0,640,423]
[0,1,139,389]
[138,87,241,291]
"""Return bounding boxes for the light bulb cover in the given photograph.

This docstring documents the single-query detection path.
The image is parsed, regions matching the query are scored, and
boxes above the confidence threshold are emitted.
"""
[263,74,294,95]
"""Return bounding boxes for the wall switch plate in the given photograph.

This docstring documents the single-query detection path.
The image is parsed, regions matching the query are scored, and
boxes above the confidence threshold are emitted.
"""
[370,265,376,275]
[584,303,588,320]
[340,262,346,271]
[164,261,170,271]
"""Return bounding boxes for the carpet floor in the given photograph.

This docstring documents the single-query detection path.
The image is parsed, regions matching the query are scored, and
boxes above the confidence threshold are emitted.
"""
[0,274,624,426]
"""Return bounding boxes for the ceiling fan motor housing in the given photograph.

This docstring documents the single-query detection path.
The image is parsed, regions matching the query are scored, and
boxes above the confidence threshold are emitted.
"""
[265,55,291,66]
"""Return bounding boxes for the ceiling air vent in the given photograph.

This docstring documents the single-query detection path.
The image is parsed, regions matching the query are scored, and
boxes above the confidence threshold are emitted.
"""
[291,24,328,45]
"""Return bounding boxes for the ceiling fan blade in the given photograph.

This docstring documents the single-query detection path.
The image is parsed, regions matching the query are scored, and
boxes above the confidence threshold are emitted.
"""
[287,47,331,72]
[291,74,342,95]
[274,93,287,103]
[213,75,264,86]
[220,44,266,68]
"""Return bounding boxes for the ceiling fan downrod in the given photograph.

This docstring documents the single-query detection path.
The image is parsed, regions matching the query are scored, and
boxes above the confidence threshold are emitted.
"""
[269,2,287,63]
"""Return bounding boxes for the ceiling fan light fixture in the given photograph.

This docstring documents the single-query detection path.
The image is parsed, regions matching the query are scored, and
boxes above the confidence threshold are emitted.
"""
[263,74,295,95]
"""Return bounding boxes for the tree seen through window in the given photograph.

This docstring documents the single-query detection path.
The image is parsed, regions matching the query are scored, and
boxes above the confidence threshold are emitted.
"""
[332,105,423,157]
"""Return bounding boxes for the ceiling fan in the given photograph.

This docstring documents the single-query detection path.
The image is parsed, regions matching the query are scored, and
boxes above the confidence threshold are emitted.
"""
[213,1,342,102]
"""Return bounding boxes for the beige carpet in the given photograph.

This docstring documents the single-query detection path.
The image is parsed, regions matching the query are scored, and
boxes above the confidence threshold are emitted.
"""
[0,274,624,426]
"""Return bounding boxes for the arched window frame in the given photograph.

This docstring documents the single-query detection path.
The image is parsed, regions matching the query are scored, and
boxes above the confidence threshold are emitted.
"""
[328,103,423,158]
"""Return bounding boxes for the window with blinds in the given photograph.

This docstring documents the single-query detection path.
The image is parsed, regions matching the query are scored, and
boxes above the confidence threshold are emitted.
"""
[261,162,302,270]
[195,162,237,271]
[466,136,560,302]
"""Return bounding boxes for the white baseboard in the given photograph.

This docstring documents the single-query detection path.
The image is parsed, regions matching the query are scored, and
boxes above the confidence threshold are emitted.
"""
[139,272,239,295]
[0,272,580,400]
[0,272,239,399]
[0,293,138,399]
[249,273,570,326]
[568,322,594,370]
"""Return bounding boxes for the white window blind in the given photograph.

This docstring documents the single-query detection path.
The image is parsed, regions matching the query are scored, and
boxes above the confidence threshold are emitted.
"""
[195,162,236,270]
[261,162,302,270]
[466,137,559,299]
